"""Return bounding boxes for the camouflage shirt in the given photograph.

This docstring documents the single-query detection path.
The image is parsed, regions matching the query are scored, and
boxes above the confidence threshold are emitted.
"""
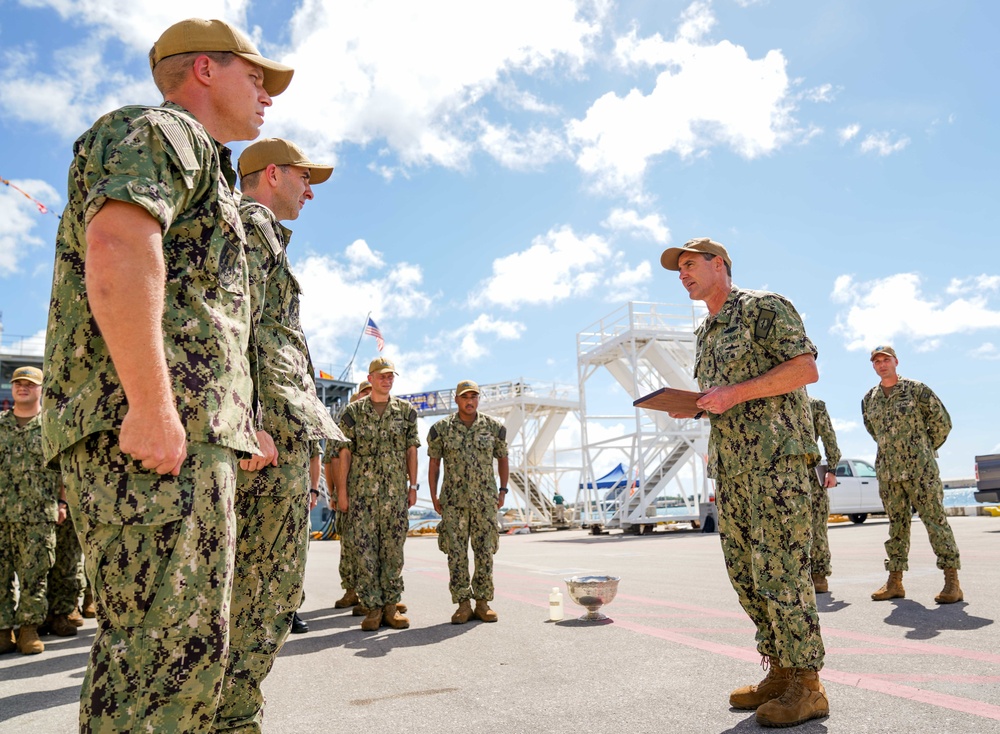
[0,411,61,523]
[426,412,508,508]
[338,397,420,497]
[239,196,343,445]
[809,398,841,469]
[862,377,951,483]
[42,102,258,461]
[695,286,819,479]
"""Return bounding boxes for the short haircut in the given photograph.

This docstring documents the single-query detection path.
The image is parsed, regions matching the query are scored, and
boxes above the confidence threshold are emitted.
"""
[700,251,732,277]
[240,164,290,191]
[150,50,235,95]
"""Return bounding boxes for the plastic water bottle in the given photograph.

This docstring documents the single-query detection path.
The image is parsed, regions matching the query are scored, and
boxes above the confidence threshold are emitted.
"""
[549,586,564,621]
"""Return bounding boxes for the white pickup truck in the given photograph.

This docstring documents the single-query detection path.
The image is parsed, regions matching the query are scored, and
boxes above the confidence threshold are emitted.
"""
[827,458,884,524]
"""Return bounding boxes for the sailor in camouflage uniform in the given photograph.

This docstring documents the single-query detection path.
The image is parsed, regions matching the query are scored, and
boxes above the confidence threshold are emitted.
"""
[662,238,829,728]
[212,139,346,731]
[337,357,420,631]
[427,380,509,624]
[0,366,63,655]
[43,508,87,636]
[324,380,372,612]
[807,397,840,593]
[863,345,962,604]
[41,19,292,733]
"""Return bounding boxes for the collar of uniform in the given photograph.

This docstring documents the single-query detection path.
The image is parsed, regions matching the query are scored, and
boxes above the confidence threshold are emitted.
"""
[238,194,294,245]
[159,101,239,190]
[697,284,738,335]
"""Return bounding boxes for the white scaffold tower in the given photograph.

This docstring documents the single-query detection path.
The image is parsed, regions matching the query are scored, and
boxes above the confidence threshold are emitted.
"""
[398,380,579,527]
[577,302,712,533]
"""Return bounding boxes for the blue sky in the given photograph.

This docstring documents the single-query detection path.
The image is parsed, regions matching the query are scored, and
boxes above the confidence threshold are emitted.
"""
[1,0,997,491]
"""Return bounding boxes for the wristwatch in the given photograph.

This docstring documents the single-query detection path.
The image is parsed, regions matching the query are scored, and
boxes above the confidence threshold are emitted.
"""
[408,484,419,491]
[498,487,508,493]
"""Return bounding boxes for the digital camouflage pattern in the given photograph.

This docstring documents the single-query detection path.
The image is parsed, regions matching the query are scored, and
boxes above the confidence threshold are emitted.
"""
[808,398,841,578]
[427,412,507,602]
[0,411,60,626]
[695,287,819,479]
[696,286,824,671]
[62,433,238,734]
[716,455,825,670]
[324,441,357,590]
[339,396,419,609]
[48,513,86,616]
[862,377,959,572]
[42,101,259,463]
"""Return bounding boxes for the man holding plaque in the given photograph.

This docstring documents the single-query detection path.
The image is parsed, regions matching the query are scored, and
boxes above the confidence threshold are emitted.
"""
[661,238,828,728]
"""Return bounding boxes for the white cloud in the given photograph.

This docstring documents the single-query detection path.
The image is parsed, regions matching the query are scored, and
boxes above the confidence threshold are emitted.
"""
[478,123,567,170]
[0,179,61,276]
[570,1,797,198]
[607,260,652,301]
[453,314,526,360]
[970,342,1000,361]
[859,131,910,156]
[601,208,670,244]
[838,124,860,143]
[802,83,837,103]
[831,418,858,433]
[946,275,1000,296]
[831,272,1000,351]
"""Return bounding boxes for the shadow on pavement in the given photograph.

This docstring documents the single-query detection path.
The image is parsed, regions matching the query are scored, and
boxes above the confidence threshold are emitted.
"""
[882,598,993,640]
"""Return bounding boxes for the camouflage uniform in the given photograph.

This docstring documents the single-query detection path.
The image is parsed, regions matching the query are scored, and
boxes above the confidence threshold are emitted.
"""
[215,196,344,732]
[339,397,420,610]
[0,411,60,628]
[862,377,959,572]
[48,511,86,617]
[696,286,824,671]
[42,102,259,733]
[807,398,840,578]
[324,440,357,591]
[427,412,507,603]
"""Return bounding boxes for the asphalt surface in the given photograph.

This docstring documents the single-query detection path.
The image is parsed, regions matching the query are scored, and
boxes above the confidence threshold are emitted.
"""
[2,515,998,733]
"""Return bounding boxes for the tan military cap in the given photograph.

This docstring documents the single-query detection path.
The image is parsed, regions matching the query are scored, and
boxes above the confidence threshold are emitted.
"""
[660,238,732,272]
[11,366,43,385]
[456,380,480,397]
[368,357,398,375]
[870,345,897,360]
[238,138,333,183]
[149,18,294,97]
[357,380,372,393]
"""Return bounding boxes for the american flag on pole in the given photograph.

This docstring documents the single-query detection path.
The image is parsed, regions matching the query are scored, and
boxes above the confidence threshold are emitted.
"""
[364,317,385,352]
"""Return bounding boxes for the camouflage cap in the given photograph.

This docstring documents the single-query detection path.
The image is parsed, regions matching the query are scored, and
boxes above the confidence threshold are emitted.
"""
[660,238,732,271]
[238,138,334,183]
[149,18,294,96]
[368,357,398,375]
[11,366,43,385]
[870,345,897,360]
[456,380,480,397]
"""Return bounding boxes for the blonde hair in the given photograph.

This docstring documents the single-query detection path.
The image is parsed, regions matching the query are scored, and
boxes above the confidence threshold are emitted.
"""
[150,50,235,95]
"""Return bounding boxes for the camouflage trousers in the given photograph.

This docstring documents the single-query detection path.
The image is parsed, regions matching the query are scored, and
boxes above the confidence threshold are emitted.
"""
[336,511,358,591]
[215,441,311,733]
[48,512,86,615]
[437,501,499,603]
[716,455,825,671]
[62,432,238,734]
[879,476,960,572]
[0,521,56,627]
[808,472,832,578]
[350,487,408,610]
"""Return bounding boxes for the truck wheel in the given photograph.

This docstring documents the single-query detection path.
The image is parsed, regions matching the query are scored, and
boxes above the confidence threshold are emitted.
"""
[848,513,868,524]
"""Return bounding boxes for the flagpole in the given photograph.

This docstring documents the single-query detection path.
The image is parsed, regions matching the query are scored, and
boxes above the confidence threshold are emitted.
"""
[339,311,371,381]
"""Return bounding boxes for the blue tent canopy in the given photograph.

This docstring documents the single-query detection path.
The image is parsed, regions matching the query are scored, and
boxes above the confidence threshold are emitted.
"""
[579,463,639,501]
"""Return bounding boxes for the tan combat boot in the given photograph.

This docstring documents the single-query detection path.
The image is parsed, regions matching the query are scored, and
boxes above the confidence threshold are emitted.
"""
[729,658,793,710]
[66,608,85,627]
[48,614,79,637]
[355,602,407,616]
[812,575,829,594]
[335,589,359,608]
[382,603,410,630]
[451,600,473,624]
[934,568,963,604]
[81,589,96,618]
[473,599,498,623]
[0,629,15,654]
[17,626,44,655]
[871,571,905,601]
[755,668,829,727]
[360,607,383,631]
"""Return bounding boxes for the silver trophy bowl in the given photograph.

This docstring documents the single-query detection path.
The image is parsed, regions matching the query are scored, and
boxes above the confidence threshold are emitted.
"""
[564,575,621,621]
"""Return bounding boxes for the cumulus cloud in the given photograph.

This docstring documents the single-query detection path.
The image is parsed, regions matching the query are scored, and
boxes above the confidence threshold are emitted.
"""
[838,123,860,143]
[970,343,1000,361]
[859,131,910,156]
[601,208,670,243]
[831,272,1000,351]
[452,314,527,360]
[0,179,61,276]
[569,0,797,198]
[946,275,1000,296]
[802,83,837,103]
[831,418,859,433]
